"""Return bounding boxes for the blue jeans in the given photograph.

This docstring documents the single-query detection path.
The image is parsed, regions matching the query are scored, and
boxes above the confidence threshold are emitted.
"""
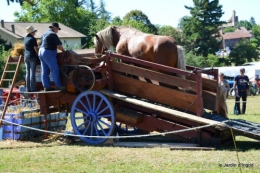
[25,58,37,91]
[38,48,62,88]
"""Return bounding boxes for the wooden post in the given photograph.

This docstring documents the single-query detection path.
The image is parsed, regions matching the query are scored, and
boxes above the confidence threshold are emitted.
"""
[38,93,49,138]
[104,53,113,91]
[196,70,203,117]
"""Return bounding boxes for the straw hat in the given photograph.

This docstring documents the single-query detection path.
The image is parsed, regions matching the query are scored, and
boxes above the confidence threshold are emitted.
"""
[26,26,37,34]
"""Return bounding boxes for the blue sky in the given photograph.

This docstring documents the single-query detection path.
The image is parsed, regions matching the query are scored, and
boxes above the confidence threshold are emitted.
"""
[1,0,259,27]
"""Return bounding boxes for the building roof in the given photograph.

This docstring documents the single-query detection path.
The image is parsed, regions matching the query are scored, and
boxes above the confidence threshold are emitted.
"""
[1,21,87,39]
[222,27,252,40]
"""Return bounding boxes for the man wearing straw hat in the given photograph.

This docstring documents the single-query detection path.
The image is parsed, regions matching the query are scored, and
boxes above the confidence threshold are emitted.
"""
[24,26,39,92]
[38,22,66,91]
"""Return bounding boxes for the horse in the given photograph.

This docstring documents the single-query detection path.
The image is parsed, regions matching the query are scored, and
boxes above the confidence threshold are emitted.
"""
[93,26,186,73]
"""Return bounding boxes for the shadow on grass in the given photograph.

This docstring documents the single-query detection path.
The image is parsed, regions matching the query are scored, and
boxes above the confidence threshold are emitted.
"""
[216,136,260,151]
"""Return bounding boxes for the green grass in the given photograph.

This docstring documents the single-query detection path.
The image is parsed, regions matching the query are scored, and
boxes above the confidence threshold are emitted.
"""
[0,96,260,173]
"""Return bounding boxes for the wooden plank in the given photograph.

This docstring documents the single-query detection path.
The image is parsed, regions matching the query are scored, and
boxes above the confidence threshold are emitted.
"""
[202,90,217,111]
[111,61,197,91]
[116,108,143,124]
[112,73,198,113]
[186,75,218,93]
[170,147,215,151]
[100,90,225,127]
[114,142,199,148]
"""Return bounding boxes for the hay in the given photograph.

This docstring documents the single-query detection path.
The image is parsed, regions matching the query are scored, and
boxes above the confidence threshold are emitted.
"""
[10,42,24,57]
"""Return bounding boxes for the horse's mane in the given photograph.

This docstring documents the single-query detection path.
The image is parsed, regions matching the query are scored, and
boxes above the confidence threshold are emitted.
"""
[94,26,114,50]
[94,26,144,49]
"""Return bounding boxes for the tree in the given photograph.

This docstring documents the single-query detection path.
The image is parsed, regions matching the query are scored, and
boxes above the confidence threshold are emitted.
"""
[157,25,182,44]
[96,0,111,21]
[183,0,226,57]
[14,0,96,48]
[177,16,191,29]
[228,39,259,66]
[236,20,253,30]
[111,16,123,26]
[0,36,12,51]
[250,17,256,26]
[122,10,158,34]
[222,27,236,34]
[7,0,42,6]
[252,25,260,50]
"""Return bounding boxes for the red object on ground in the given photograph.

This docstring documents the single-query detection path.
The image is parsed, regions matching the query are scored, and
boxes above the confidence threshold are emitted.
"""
[2,88,21,105]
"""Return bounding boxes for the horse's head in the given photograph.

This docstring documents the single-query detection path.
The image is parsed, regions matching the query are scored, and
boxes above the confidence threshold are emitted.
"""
[94,34,108,57]
[94,26,120,57]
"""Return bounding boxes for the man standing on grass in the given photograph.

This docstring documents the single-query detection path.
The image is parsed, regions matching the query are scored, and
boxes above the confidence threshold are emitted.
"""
[233,68,250,114]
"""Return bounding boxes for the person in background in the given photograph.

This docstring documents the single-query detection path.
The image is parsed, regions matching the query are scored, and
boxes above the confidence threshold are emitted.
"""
[219,72,230,98]
[38,23,66,91]
[217,72,230,117]
[24,26,39,92]
[233,68,250,114]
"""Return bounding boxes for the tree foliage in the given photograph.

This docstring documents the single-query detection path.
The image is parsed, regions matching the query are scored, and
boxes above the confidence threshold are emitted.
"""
[237,20,253,30]
[185,52,222,67]
[183,0,226,57]
[14,0,97,48]
[222,27,236,34]
[252,25,260,50]
[157,25,182,44]
[122,10,158,34]
[229,39,259,66]
[177,16,191,29]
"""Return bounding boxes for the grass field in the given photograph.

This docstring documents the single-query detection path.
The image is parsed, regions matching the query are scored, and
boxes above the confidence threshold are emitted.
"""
[0,95,260,173]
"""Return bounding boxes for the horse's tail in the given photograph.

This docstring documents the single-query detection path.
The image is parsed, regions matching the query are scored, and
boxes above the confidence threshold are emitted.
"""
[177,45,186,79]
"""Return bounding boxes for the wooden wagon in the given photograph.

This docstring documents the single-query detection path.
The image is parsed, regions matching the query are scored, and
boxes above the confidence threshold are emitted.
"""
[2,49,260,146]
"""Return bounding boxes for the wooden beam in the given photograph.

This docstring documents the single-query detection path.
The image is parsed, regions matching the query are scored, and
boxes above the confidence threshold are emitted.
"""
[100,90,225,127]
[112,73,198,113]
[111,61,197,91]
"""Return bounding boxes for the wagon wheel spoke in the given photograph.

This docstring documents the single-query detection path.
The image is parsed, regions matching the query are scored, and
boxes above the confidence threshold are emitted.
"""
[70,91,115,144]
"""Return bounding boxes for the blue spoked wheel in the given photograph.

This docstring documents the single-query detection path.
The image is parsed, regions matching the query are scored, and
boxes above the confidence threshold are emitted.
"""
[70,91,116,144]
[116,122,139,134]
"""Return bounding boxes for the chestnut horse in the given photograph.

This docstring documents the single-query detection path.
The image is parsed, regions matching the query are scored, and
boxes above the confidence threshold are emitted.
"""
[94,26,186,74]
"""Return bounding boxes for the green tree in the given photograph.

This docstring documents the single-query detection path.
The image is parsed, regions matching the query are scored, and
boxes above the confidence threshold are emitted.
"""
[0,36,12,51]
[96,0,111,21]
[252,25,260,50]
[177,16,191,29]
[122,10,158,34]
[237,20,253,30]
[157,25,182,44]
[222,27,236,34]
[14,0,96,48]
[111,16,123,26]
[250,17,256,26]
[229,39,259,66]
[183,0,226,57]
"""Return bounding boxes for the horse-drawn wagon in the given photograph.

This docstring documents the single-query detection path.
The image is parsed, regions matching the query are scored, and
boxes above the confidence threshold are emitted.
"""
[1,26,260,146]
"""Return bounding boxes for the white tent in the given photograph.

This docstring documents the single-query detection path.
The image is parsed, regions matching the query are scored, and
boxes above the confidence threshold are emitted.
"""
[203,65,260,81]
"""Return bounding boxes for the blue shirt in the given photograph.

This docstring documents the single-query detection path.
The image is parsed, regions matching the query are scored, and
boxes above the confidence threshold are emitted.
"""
[40,29,62,50]
[234,75,249,90]
[24,34,37,59]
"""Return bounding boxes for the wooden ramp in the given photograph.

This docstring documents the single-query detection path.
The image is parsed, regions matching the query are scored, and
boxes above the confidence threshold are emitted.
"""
[203,113,260,141]
[101,90,226,128]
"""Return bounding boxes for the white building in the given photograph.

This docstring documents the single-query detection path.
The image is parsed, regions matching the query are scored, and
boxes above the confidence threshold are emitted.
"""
[0,20,87,49]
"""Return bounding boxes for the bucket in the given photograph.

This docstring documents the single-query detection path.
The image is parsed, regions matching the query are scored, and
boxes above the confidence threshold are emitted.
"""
[0,127,3,141]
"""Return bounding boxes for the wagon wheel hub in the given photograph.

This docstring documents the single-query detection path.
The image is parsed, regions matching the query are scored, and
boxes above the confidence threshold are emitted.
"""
[84,112,97,122]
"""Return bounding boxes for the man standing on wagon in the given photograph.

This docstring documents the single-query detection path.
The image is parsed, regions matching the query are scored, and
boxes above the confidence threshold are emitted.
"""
[38,22,66,91]
[233,68,250,114]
